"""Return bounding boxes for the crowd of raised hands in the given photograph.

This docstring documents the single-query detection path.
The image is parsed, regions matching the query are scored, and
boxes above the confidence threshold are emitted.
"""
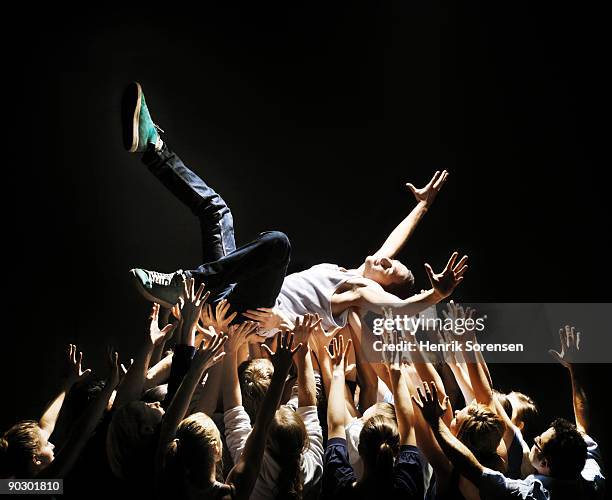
[0,279,605,499]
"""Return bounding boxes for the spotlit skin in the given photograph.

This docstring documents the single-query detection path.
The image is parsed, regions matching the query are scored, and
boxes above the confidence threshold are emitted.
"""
[362,256,411,287]
[529,427,555,475]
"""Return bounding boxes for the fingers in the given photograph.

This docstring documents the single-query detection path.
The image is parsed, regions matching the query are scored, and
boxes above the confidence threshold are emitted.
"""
[433,169,449,189]
[430,381,440,402]
[150,303,160,322]
[548,349,563,363]
[444,252,459,272]
[424,263,435,281]
[261,343,274,357]
[405,183,417,194]
[342,338,353,358]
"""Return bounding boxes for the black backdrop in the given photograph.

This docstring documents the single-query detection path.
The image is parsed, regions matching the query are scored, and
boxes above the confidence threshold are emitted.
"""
[3,2,610,471]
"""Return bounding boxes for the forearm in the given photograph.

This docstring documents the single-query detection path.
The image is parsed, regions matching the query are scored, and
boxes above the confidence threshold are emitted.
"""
[222,351,242,410]
[389,368,416,445]
[447,360,475,405]
[327,368,347,437]
[144,352,173,391]
[296,350,317,407]
[39,385,115,479]
[114,342,154,408]
[375,201,429,259]
[192,363,223,415]
[569,365,589,434]
[39,381,72,435]
[465,353,494,406]
[431,418,484,486]
[411,347,452,426]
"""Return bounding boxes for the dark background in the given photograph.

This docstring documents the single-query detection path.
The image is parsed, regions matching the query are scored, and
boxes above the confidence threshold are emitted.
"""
[3,2,610,472]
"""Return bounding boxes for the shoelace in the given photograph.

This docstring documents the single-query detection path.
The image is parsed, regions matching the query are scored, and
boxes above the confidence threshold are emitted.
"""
[149,271,174,285]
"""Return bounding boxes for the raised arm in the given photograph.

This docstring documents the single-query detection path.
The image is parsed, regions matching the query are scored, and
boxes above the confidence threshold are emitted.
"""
[39,344,92,438]
[549,325,589,434]
[387,363,417,446]
[222,322,258,411]
[292,314,321,407]
[155,334,227,475]
[360,170,449,263]
[414,382,484,486]
[114,306,177,408]
[39,351,121,479]
[325,335,353,439]
[226,332,302,500]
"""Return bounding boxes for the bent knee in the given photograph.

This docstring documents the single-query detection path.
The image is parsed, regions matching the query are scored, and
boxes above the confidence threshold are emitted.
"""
[260,231,291,258]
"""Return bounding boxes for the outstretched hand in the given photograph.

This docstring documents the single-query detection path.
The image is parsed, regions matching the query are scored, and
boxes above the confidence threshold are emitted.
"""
[262,331,303,375]
[243,306,293,331]
[149,303,177,346]
[325,334,353,374]
[406,170,449,207]
[549,325,581,368]
[192,333,228,373]
[64,344,92,385]
[425,251,468,299]
[226,321,258,353]
[292,313,322,354]
[412,381,449,426]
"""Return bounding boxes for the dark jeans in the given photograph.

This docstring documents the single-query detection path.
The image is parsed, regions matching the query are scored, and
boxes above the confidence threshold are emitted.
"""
[142,145,290,314]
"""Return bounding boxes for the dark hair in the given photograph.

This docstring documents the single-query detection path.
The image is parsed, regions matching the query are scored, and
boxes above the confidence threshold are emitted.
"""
[384,269,416,299]
[0,421,41,478]
[142,384,168,403]
[358,414,399,483]
[493,389,512,418]
[268,407,307,500]
[238,358,274,423]
[541,418,587,479]
[509,391,539,443]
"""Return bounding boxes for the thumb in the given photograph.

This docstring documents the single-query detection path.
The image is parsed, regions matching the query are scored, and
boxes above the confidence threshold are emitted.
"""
[548,349,565,365]
[424,263,435,282]
[406,183,417,194]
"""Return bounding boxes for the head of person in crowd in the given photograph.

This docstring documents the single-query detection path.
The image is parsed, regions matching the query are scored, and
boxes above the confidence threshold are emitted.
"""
[142,384,168,404]
[362,256,415,299]
[529,418,587,479]
[238,358,274,423]
[357,414,400,484]
[163,412,223,493]
[507,390,539,442]
[266,406,308,499]
[451,402,505,470]
[0,421,55,478]
[106,401,164,480]
[361,402,397,423]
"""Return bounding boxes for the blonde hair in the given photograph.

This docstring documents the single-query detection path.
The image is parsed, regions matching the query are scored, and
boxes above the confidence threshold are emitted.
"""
[166,412,221,479]
[456,403,504,469]
[268,407,307,500]
[239,358,274,423]
[0,421,42,478]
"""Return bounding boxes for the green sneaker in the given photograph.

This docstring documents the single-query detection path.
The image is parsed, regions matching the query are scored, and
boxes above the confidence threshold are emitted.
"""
[122,82,163,153]
[130,268,187,308]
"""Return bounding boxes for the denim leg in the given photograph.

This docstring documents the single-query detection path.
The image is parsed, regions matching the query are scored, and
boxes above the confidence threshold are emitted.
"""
[189,231,291,313]
[141,144,236,262]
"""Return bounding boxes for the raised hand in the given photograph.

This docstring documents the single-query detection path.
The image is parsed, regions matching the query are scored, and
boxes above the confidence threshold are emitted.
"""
[412,381,450,426]
[200,299,237,334]
[292,313,322,353]
[64,344,92,385]
[262,331,303,374]
[149,303,177,346]
[243,306,292,331]
[425,251,468,299]
[441,301,479,342]
[192,333,228,373]
[226,321,258,353]
[549,325,581,368]
[106,350,122,390]
[325,334,353,374]
[180,278,209,326]
[406,170,449,207]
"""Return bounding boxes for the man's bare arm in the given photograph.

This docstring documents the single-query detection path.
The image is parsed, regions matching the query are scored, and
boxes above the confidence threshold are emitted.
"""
[359,170,448,265]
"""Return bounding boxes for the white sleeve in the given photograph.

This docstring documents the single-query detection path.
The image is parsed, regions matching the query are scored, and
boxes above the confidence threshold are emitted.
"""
[582,434,605,486]
[297,406,324,489]
[223,405,252,465]
[479,469,550,500]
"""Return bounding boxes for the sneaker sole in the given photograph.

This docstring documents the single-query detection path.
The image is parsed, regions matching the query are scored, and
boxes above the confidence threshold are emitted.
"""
[121,82,142,152]
[129,269,174,308]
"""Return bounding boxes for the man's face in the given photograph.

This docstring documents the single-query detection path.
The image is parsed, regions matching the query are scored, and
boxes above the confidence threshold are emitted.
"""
[529,426,555,475]
[363,256,411,287]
